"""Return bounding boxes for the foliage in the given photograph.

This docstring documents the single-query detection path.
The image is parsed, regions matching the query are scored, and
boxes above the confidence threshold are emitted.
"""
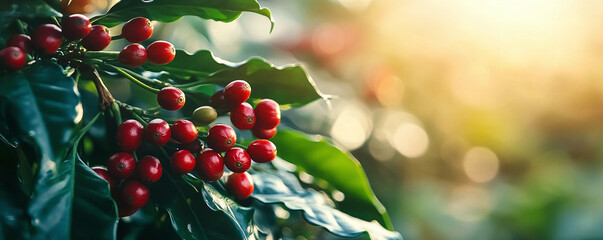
[0,0,401,239]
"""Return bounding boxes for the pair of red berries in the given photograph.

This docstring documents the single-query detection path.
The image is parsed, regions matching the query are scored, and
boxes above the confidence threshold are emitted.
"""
[118,17,176,67]
[92,154,162,217]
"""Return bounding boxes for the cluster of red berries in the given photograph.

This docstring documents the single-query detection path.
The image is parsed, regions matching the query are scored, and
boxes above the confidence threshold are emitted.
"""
[92,80,280,217]
[117,17,176,67]
[0,14,175,71]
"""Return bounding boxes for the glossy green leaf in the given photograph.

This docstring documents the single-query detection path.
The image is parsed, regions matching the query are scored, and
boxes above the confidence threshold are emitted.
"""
[92,0,273,30]
[251,170,403,240]
[72,157,119,240]
[271,129,394,230]
[143,50,327,106]
[0,62,82,239]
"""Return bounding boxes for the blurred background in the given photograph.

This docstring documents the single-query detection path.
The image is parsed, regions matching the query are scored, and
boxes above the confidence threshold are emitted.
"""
[74,0,603,239]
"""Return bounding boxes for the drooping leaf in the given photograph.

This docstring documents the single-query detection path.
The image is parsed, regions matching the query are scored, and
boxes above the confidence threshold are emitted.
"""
[271,129,394,230]
[0,62,82,239]
[250,170,403,240]
[143,50,327,106]
[92,0,273,30]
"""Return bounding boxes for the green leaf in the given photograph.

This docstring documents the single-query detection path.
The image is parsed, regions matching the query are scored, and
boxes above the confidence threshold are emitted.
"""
[251,169,403,240]
[72,157,119,240]
[151,159,256,240]
[0,62,82,239]
[144,50,327,106]
[271,129,395,230]
[92,0,273,30]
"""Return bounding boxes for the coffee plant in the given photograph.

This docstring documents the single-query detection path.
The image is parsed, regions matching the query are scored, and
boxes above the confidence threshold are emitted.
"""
[0,0,402,239]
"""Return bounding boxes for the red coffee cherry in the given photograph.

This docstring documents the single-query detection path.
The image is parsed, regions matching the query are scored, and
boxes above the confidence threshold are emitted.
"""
[91,166,115,190]
[107,152,136,179]
[120,179,149,208]
[178,139,204,155]
[230,102,255,130]
[171,119,198,144]
[116,196,138,218]
[157,87,185,111]
[224,147,251,173]
[116,119,144,152]
[195,148,224,182]
[209,90,232,111]
[170,150,196,174]
[145,118,171,146]
[0,47,26,71]
[82,25,111,51]
[62,14,91,40]
[226,172,254,200]
[254,99,281,129]
[247,140,277,163]
[147,40,175,65]
[251,126,277,140]
[207,124,236,152]
[223,80,251,106]
[119,43,147,68]
[6,34,32,53]
[136,155,162,184]
[191,106,217,126]
[32,24,62,54]
[121,17,153,43]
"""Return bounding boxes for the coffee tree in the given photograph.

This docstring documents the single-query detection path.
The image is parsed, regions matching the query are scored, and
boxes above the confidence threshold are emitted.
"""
[0,0,402,239]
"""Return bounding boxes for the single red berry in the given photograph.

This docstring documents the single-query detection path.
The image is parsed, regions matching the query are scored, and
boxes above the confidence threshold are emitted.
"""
[224,147,251,173]
[0,47,26,70]
[170,150,196,174]
[136,155,162,184]
[191,106,217,126]
[120,179,149,208]
[116,119,144,152]
[121,17,154,43]
[31,24,62,54]
[91,166,116,190]
[223,80,251,106]
[116,196,139,218]
[113,190,139,217]
[178,139,204,155]
[171,119,198,144]
[147,40,175,65]
[254,99,281,129]
[251,126,277,139]
[145,118,171,146]
[247,140,277,163]
[226,172,254,200]
[207,124,236,152]
[157,87,185,111]
[62,14,91,40]
[82,25,111,51]
[209,90,232,111]
[119,43,147,68]
[107,152,136,179]
[195,148,224,182]
[6,34,32,53]
[230,102,255,130]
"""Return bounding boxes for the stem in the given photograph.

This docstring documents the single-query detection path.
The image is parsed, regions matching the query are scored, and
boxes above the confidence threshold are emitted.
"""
[130,111,149,127]
[111,35,123,41]
[79,64,115,111]
[103,63,160,93]
[85,51,120,60]
[118,67,171,88]
[110,101,122,125]
[52,17,61,28]
[173,79,207,88]
[115,100,160,119]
